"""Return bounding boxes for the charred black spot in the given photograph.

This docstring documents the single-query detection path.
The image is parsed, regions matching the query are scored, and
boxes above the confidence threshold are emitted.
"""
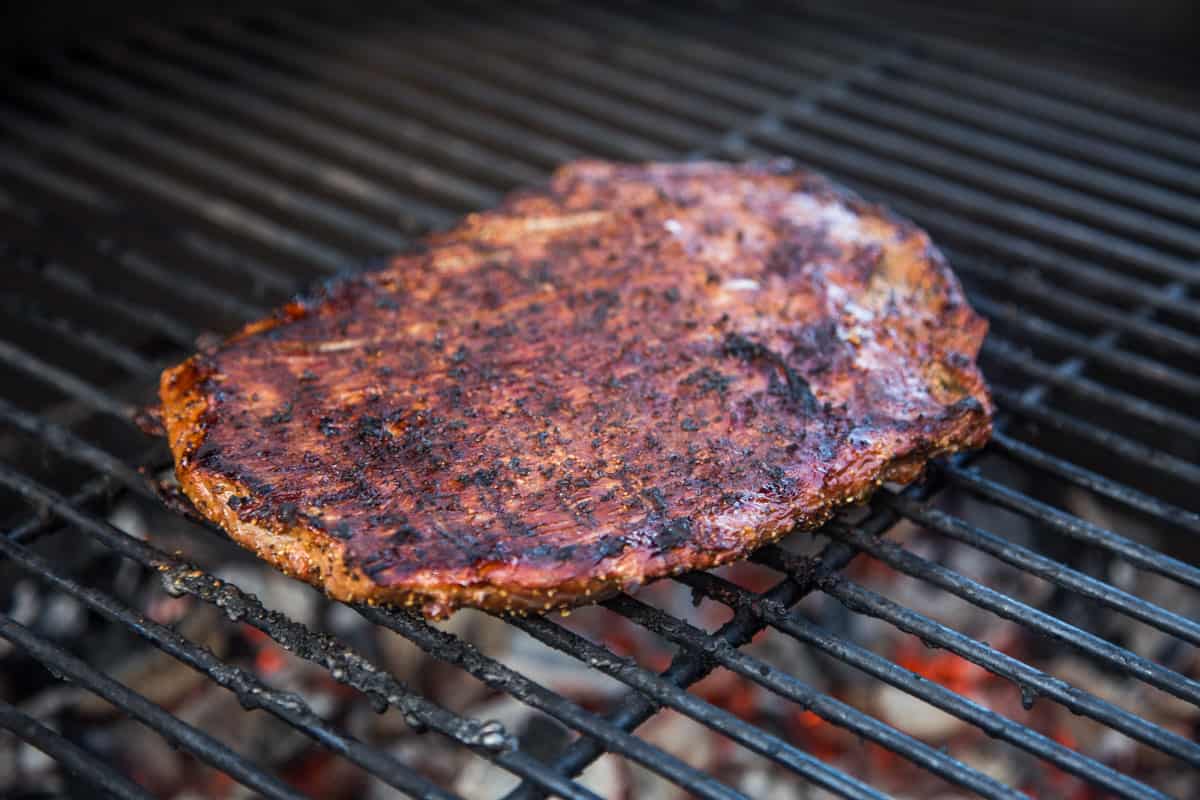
[723,333,817,413]
[587,289,621,327]
[486,321,518,338]
[642,486,668,512]
[388,525,419,545]
[655,517,692,551]
[459,468,498,487]
[682,367,732,396]
[357,415,388,441]
[360,552,392,578]
[266,401,293,424]
[278,503,299,524]
[226,495,248,509]
[594,536,627,558]
[319,416,340,437]
[680,418,701,432]
[526,543,557,559]
[530,260,555,286]
[663,286,681,303]
[299,369,318,382]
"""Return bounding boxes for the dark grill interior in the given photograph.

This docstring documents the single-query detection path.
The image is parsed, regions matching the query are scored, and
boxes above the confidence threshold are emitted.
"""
[1,2,1198,798]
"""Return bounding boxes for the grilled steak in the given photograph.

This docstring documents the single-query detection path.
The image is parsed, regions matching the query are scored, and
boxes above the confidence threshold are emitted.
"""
[160,160,992,618]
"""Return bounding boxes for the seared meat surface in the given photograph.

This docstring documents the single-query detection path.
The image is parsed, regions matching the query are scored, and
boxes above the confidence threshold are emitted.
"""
[160,161,991,618]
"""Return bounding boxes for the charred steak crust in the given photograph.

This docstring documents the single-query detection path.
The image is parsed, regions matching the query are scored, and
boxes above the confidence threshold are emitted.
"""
[160,160,992,618]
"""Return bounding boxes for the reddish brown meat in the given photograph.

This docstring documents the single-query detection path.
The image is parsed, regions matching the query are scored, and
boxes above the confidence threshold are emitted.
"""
[160,161,991,618]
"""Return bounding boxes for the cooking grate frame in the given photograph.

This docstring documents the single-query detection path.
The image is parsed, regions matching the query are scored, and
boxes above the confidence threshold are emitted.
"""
[0,1,1198,798]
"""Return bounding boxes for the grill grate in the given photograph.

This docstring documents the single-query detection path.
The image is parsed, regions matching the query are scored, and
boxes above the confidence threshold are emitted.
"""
[1,1,1198,798]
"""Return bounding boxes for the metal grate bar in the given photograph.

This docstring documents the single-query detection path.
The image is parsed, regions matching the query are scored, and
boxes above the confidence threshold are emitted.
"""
[759,548,1200,766]
[0,146,301,297]
[782,108,1200,255]
[5,474,119,546]
[396,29,720,152]
[601,593,1024,800]
[167,19,577,174]
[890,59,1200,168]
[991,386,1200,486]
[70,48,503,215]
[1,239,200,349]
[849,71,1200,197]
[0,339,134,421]
[945,463,1200,584]
[988,431,1200,533]
[753,125,1200,289]
[505,613,889,800]
[0,397,152,495]
[825,522,1200,704]
[0,532,463,800]
[511,551,864,800]
[0,613,306,800]
[972,296,1200,399]
[170,228,301,297]
[90,31,539,196]
[909,32,1200,139]
[983,337,1200,443]
[953,254,1200,360]
[0,147,113,210]
[885,493,1200,644]
[462,11,782,119]
[0,296,157,376]
[518,0,843,94]
[666,4,1200,194]
[355,605,750,800]
[257,14,672,162]
[759,5,1200,166]
[12,83,425,253]
[0,112,351,274]
[507,500,923,800]
[677,570,1167,800]
[0,702,156,800]
[813,90,1200,227]
[0,460,605,800]
[420,0,798,109]
[1,198,277,333]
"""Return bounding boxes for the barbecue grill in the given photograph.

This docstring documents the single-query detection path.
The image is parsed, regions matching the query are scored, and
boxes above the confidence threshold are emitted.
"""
[1,1,1197,798]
